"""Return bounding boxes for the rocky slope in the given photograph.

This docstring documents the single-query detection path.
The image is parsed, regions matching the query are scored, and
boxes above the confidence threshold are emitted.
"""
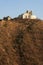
[0,19,43,65]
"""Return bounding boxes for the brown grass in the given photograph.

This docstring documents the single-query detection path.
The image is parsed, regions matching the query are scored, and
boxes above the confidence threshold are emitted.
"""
[0,19,43,65]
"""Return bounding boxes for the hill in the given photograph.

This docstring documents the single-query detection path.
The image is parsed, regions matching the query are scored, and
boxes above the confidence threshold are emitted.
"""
[0,19,43,65]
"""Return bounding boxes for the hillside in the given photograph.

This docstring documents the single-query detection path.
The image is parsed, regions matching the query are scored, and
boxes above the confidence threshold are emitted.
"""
[0,19,43,65]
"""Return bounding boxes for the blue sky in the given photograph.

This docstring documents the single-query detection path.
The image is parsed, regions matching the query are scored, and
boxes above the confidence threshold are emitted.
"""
[0,0,43,19]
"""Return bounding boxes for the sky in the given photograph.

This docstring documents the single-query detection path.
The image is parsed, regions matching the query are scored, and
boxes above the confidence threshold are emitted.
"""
[0,0,43,19]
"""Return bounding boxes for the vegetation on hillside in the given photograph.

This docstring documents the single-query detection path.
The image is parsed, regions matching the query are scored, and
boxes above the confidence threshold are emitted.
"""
[0,19,43,65]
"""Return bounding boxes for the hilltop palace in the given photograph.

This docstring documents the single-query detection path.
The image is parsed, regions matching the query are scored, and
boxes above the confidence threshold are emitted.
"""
[18,10,37,19]
[1,10,37,21]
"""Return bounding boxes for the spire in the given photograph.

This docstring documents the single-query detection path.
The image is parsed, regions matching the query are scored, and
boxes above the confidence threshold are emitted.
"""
[26,10,29,13]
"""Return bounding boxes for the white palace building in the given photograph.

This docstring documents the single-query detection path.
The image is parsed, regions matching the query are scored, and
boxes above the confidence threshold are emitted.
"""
[18,10,37,19]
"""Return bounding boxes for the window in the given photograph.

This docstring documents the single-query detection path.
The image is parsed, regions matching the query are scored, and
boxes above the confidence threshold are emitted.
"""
[25,15,27,18]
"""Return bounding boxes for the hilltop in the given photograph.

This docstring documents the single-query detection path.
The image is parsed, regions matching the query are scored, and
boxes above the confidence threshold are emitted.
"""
[0,19,43,65]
